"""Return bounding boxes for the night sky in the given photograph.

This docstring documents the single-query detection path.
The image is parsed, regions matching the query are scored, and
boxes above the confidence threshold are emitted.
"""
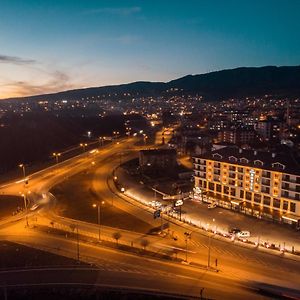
[0,0,299,98]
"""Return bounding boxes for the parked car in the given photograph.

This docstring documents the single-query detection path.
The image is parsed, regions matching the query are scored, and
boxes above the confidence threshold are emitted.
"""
[149,200,162,208]
[237,231,251,238]
[229,228,241,235]
[208,203,217,209]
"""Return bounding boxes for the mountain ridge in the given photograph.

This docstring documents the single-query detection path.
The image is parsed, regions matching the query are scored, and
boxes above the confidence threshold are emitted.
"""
[2,65,300,102]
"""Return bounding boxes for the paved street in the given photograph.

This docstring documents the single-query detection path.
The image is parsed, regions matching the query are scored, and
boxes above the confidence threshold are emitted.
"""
[0,135,300,299]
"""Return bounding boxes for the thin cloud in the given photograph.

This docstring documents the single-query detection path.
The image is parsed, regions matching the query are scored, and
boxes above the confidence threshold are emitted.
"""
[0,54,36,65]
[84,6,141,16]
[1,71,75,97]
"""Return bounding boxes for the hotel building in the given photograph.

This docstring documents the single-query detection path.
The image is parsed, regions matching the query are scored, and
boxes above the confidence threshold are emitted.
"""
[193,148,300,228]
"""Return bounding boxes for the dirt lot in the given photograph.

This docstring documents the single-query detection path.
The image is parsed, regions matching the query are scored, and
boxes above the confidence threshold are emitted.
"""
[0,241,84,268]
[0,195,23,220]
[51,171,151,233]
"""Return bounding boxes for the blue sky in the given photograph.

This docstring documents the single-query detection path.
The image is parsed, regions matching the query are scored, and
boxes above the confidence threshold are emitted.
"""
[0,0,299,98]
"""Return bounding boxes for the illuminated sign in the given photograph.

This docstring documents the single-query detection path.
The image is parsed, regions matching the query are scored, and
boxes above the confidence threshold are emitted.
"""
[249,169,255,191]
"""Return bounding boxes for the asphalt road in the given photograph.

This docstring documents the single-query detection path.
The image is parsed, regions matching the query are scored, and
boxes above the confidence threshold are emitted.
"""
[0,134,299,299]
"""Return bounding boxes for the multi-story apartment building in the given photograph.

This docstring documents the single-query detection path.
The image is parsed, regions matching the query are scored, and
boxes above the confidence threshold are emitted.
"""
[217,129,257,145]
[193,148,300,228]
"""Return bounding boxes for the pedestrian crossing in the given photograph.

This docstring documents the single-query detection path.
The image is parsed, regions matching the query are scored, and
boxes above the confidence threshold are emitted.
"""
[188,239,296,274]
[83,256,175,278]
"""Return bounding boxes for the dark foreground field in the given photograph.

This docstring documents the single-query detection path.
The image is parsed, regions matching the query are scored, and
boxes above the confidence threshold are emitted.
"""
[51,170,151,233]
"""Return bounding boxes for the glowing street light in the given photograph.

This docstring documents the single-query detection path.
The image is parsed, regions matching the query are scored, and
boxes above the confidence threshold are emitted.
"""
[52,152,61,164]
[80,143,88,152]
[92,201,105,241]
[19,164,26,179]
[21,193,29,227]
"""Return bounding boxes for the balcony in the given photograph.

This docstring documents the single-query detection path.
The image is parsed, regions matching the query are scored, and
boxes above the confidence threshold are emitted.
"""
[262,172,271,179]
[282,176,299,184]
[261,179,271,186]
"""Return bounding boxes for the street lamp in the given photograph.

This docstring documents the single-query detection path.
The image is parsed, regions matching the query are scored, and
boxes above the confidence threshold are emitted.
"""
[184,231,191,262]
[52,152,61,164]
[207,232,216,269]
[99,136,103,146]
[21,193,29,227]
[80,143,88,152]
[92,201,105,241]
[19,164,26,179]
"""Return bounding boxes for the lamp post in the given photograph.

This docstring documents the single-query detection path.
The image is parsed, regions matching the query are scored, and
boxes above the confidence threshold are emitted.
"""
[93,201,105,241]
[19,164,26,180]
[21,193,29,227]
[207,232,216,269]
[184,232,191,262]
[52,152,61,164]
[99,137,103,147]
[80,143,88,152]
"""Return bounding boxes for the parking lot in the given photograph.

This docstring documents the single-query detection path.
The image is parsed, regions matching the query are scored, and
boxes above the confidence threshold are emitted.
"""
[116,166,300,252]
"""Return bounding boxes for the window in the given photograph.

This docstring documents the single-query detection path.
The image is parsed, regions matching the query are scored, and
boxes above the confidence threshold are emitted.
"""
[228,179,234,185]
[283,201,288,210]
[254,160,263,166]
[283,174,290,182]
[290,202,296,213]
[263,196,271,206]
[229,156,237,162]
[230,188,236,196]
[214,162,221,168]
[240,190,244,198]
[282,191,289,198]
[254,193,261,203]
[246,191,252,201]
[212,153,222,159]
[262,186,270,194]
[208,182,214,191]
[223,186,229,195]
[262,171,271,178]
[272,162,285,170]
[273,198,280,208]
[282,183,289,190]
[238,167,244,173]
[240,158,249,164]
[262,178,270,186]
[216,184,221,193]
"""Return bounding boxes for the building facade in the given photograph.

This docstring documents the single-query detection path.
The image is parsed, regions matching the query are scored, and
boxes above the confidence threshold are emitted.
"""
[217,129,256,145]
[139,149,177,171]
[193,148,300,227]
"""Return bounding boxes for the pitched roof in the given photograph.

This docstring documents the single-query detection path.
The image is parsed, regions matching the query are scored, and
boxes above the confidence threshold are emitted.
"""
[197,147,300,175]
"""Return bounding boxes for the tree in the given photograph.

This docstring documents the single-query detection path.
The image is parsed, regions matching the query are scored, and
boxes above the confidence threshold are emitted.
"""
[112,232,122,245]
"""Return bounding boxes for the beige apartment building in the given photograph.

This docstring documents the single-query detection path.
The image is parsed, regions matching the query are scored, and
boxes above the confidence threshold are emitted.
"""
[193,148,300,228]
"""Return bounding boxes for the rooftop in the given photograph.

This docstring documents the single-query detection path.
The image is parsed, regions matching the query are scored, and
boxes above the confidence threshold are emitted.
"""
[140,148,177,156]
[195,147,300,175]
